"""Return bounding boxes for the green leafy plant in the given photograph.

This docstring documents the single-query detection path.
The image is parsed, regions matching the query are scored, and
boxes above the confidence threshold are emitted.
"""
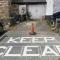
[46,20,53,27]
[27,11,32,20]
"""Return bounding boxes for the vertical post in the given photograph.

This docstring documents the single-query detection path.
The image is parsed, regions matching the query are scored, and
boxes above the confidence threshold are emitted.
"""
[56,18,57,28]
[8,0,11,14]
[8,0,12,24]
[26,4,28,22]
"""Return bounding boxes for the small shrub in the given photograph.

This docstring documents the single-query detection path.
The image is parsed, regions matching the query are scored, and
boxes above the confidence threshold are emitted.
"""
[46,20,53,27]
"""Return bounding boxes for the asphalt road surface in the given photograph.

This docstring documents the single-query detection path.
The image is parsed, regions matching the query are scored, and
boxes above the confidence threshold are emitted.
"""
[0,21,60,60]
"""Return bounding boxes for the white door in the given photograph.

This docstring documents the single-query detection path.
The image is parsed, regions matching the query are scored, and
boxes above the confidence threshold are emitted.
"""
[28,5,46,19]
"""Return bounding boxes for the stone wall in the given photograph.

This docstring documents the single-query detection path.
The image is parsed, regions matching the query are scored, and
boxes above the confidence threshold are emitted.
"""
[0,0,9,18]
[10,4,19,14]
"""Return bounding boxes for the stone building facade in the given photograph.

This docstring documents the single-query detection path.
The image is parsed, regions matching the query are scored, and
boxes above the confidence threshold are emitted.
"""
[0,0,9,18]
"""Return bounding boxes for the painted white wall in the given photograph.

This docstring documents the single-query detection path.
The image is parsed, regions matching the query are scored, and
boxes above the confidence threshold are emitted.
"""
[18,0,54,16]
[53,0,60,13]
[28,5,46,19]
[46,0,53,15]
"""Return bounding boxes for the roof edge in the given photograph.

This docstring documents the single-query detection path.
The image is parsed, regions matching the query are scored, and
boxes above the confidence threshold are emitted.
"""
[11,2,47,5]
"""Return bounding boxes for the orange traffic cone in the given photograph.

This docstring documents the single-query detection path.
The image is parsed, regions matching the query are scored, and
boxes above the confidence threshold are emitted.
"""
[58,58,60,60]
[29,22,36,35]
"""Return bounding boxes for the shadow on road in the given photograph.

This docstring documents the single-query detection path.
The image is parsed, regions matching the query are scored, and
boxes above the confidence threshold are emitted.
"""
[0,30,7,36]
